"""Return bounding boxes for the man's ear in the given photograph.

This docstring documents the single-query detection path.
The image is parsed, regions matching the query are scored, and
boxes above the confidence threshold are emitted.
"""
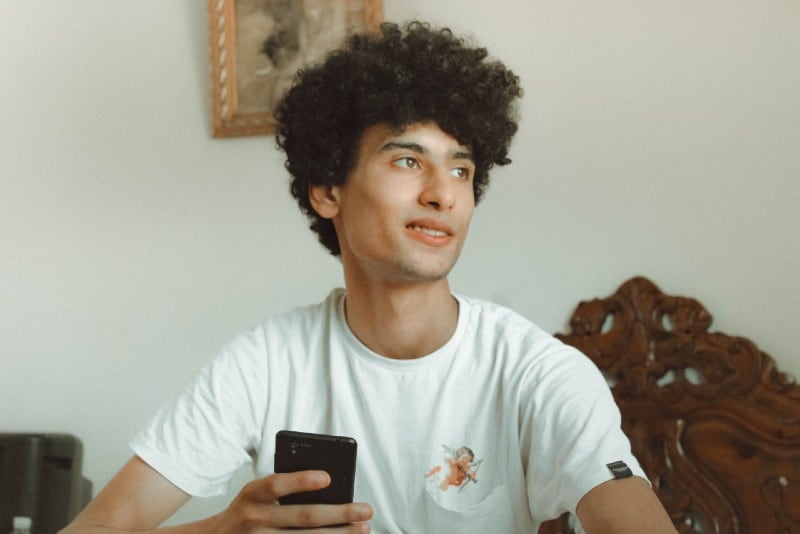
[308,183,340,219]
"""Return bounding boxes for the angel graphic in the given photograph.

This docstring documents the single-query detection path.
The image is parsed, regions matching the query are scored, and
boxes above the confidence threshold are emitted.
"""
[424,444,483,493]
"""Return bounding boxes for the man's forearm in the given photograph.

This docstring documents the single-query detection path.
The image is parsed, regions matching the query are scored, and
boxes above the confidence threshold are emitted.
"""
[60,514,217,534]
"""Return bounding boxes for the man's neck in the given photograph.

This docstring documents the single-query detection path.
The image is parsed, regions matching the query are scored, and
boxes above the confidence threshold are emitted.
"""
[343,279,459,360]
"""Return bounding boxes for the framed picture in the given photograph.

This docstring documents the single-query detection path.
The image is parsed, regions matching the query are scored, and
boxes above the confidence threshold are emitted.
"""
[208,0,383,137]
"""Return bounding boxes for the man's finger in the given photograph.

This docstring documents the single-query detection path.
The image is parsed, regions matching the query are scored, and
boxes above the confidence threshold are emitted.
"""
[245,470,330,502]
[270,502,373,528]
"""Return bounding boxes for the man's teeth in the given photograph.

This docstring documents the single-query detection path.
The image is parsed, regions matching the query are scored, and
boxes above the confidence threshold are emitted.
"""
[410,225,447,237]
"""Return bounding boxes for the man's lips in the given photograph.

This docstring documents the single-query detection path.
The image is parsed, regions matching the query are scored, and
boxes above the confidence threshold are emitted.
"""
[406,218,454,235]
[405,219,454,246]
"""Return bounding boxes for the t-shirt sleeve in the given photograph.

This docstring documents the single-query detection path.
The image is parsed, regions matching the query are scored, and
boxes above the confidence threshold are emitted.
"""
[130,332,268,497]
[520,342,647,522]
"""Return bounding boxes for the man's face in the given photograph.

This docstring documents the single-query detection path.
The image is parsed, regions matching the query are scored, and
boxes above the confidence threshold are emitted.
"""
[323,122,476,285]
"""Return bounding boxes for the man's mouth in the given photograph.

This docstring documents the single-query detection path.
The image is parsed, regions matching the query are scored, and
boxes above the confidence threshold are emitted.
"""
[404,220,454,247]
[408,225,448,237]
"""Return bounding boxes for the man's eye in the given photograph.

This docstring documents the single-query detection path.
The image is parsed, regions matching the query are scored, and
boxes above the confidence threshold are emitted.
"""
[394,157,419,169]
[450,167,471,179]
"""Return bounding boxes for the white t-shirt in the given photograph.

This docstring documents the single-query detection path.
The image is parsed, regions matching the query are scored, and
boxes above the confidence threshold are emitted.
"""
[131,289,645,533]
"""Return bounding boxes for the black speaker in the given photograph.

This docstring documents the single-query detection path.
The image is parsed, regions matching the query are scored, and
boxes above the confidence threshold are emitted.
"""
[0,433,92,534]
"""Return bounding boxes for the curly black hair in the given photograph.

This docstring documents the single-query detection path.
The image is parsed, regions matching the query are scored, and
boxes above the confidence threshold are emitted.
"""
[275,21,522,256]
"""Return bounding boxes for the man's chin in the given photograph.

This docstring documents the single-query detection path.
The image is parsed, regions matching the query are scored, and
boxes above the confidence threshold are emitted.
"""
[394,260,456,284]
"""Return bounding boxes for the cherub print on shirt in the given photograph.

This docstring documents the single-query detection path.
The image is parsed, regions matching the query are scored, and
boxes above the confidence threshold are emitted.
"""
[425,444,483,495]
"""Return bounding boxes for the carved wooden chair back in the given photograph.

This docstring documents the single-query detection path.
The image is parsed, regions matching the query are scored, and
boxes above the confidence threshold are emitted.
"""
[538,277,800,533]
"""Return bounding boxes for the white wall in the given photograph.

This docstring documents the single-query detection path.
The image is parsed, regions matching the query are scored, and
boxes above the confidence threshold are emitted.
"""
[1,0,798,526]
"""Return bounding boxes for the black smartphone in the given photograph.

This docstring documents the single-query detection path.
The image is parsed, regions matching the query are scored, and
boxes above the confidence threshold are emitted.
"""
[274,430,357,505]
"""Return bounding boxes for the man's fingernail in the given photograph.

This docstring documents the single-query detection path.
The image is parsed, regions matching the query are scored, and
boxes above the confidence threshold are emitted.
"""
[356,503,371,516]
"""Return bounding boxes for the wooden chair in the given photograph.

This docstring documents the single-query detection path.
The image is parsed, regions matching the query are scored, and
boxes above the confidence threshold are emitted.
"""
[538,277,800,533]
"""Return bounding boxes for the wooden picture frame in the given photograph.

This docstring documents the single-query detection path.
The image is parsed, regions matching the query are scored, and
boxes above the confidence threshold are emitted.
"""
[208,0,383,137]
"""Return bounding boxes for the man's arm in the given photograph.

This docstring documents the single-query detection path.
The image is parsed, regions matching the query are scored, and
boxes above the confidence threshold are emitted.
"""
[60,455,372,533]
[575,476,677,534]
[60,456,191,532]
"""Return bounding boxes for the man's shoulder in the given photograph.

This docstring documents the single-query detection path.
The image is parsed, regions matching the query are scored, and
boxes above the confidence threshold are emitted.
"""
[456,293,546,338]
[262,288,344,327]
[221,288,345,354]
[456,293,591,370]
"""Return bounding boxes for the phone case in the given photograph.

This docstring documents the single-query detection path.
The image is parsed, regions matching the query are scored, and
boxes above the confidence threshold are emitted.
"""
[274,430,357,505]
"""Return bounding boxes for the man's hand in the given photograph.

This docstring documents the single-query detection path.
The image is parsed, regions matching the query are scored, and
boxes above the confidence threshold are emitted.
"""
[207,470,373,533]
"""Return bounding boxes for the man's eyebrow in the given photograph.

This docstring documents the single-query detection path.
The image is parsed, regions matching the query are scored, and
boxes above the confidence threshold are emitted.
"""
[452,150,474,162]
[381,141,474,161]
[381,141,427,154]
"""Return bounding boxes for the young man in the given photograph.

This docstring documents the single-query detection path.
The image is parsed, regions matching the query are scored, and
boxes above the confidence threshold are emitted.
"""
[63,21,676,533]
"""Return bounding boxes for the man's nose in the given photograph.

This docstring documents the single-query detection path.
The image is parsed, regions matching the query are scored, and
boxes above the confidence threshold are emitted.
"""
[419,167,456,211]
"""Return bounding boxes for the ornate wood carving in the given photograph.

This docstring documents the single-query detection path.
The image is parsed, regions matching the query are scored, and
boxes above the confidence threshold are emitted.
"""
[538,277,800,534]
